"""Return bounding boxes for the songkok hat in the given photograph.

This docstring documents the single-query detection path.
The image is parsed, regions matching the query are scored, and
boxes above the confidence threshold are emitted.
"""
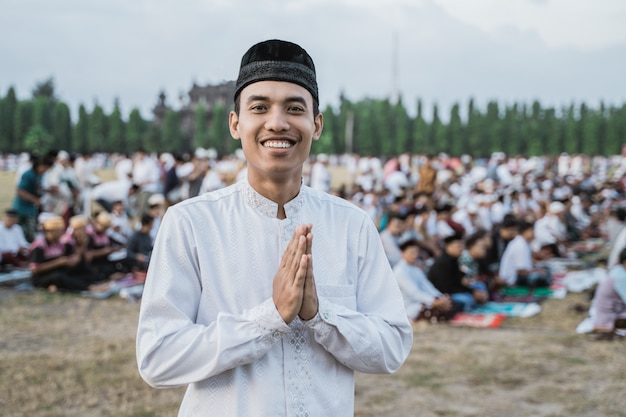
[69,215,88,228]
[96,211,112,228]
[234,39,318,103]
[43,216,65,231]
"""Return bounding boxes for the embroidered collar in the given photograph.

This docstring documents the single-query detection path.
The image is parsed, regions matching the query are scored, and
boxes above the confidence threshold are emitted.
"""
[242,179,305,219]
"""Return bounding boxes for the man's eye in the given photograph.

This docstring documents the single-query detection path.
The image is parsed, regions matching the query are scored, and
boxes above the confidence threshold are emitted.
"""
[288,106,305,112]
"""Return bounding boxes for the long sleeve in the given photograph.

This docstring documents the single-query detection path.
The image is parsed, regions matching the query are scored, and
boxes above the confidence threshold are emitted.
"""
[305,219,413,374]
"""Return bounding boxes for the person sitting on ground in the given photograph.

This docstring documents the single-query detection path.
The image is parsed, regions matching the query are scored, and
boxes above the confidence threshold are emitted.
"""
[379,211,408,268]
[393,239,454,322]
[0,209,30,269]
[428,233,488,312]
[29,215,108,293]
[499,220,551,288]
[126,214,154,272]
[591,247,626,337]
[61,214,97,277]
[108,200,132,246]
[482,214,518,276]
[87,211,126,281]
[533,201,567,258]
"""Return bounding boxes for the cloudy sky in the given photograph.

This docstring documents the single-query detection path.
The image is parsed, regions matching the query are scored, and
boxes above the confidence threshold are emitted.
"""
[2,0,625,120]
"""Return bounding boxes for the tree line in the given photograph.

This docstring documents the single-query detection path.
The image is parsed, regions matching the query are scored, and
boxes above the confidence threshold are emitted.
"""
[1,78,625,158]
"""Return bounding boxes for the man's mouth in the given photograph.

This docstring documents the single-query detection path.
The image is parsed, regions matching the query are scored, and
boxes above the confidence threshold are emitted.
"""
[262,139,295,149]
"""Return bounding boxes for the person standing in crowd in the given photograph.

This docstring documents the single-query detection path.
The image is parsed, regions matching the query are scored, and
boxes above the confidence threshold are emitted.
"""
[12,154,54,242]
[136,39,412,417]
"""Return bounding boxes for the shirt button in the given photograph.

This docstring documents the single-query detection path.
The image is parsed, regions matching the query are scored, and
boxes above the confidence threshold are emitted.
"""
[272,330,281,338]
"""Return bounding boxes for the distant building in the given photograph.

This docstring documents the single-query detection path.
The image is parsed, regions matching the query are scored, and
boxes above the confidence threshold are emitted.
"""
[152,80,236,152]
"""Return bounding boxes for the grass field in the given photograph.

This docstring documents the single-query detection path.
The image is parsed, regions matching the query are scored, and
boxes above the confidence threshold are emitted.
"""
[1,169,625,417]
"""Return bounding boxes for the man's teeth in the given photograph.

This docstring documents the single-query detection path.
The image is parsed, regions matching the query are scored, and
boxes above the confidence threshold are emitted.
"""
[263,141,293,148]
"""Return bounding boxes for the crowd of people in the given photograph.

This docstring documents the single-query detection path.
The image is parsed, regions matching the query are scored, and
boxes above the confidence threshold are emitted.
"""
[2,148,626,333]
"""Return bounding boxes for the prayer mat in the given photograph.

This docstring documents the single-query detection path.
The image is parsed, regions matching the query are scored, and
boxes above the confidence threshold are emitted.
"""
[0,268,32,286]
[471,302,542,318]
[450,313,506,328]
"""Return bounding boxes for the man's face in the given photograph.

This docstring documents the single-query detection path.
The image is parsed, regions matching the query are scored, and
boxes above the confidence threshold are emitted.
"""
[401,245,420,265]
[445,240,464,258]
[4,214,18,227]
[229,81,323,183]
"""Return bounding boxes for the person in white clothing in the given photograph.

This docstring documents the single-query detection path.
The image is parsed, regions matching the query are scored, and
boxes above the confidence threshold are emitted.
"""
[136,39,412,417]
[499,220,550,287]
[309,152,331,192]
[0,209,30,267]
[393,239,453,321]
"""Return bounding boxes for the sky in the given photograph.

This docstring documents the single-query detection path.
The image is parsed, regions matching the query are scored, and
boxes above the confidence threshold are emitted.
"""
[1,0,626,121]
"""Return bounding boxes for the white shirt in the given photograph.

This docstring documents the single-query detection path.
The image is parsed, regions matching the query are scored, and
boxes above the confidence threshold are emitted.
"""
[393,259,443,319]
[309,162,331,193]
[136,180,412,417]
[499,235,533,286]
[0,223,29,253]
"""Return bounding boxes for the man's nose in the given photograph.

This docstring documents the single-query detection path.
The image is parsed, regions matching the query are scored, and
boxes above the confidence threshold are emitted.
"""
[264,108,289,131]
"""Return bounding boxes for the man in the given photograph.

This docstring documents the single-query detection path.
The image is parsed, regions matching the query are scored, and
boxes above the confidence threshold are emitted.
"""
[136,39,412,416]
[592,247,626,337]
[499,220,551,287]
[0,209,30,268]
[12,154,54,242]
[393,239,453,321]
[428,233,488,312]
[379,211,408,267]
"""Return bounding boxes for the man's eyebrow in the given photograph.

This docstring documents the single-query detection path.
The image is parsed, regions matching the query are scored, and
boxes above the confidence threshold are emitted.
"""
[246,95,269,103]
[245,95,308,107]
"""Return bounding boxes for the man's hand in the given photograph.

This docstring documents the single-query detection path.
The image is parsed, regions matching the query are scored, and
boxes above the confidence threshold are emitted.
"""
[298,227,318,321]
[273,224,311,324]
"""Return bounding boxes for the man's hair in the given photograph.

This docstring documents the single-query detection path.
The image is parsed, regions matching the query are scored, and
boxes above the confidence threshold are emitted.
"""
[399,239,420,252]
[518,220,534,234]
[465,229,487,249]
[141,214,154,227]
[619,247,626,264]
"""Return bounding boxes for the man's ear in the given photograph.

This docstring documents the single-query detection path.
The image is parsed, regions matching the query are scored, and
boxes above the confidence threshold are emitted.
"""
[229,111,241,140]
[312,112,324,141]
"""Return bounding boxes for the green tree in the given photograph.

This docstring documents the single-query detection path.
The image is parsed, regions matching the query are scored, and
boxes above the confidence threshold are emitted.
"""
[73,105,89,153]
[413,99,428,154]
[446,103,463,156]
[107,101,125,153]
[24,124,54,154]
[0,87,17,152]
[192,104,210,150]
[127,108,146,152]
[162,110,181,153]
[53,101,72,151]
[33,96,53,134]
[393,97,411,155]
[428,103,445,154]
[88,104,108,152]
[32,77,56,100]
[209,103,232,155]
[14,101,34,151]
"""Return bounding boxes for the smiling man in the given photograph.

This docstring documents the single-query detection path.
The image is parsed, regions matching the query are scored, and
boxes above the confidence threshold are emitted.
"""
[136,39,412,417]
